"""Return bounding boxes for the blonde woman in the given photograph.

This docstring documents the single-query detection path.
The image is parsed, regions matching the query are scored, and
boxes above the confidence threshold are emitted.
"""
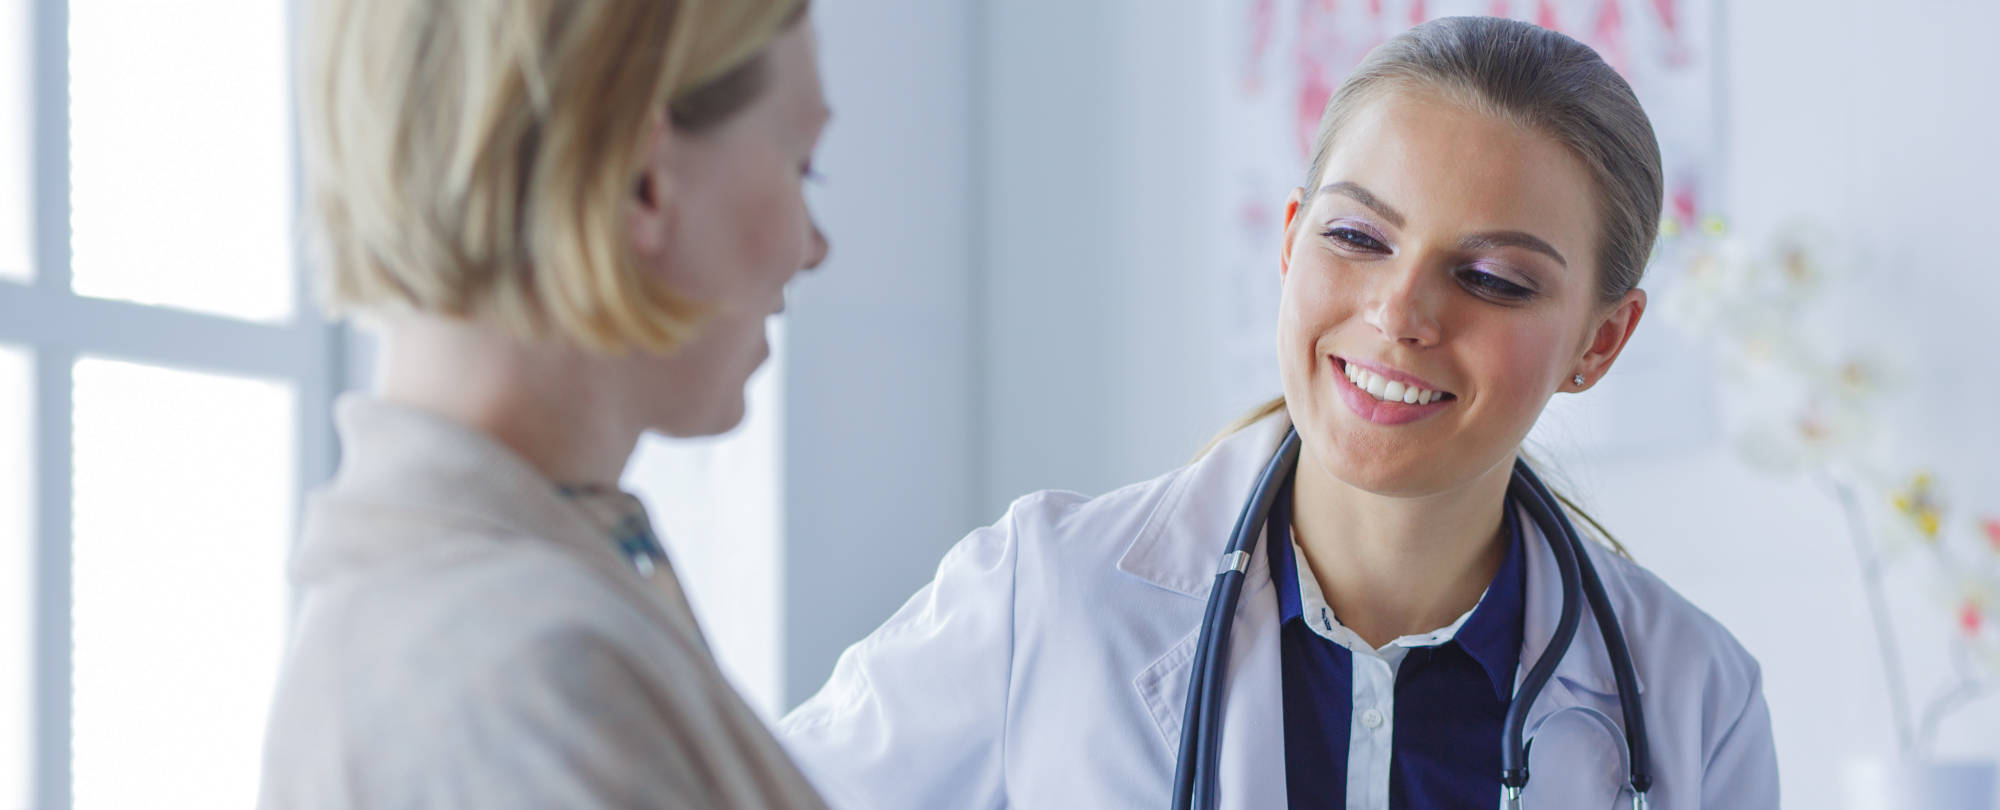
[260,1,831,807]
[782,17,1777,809]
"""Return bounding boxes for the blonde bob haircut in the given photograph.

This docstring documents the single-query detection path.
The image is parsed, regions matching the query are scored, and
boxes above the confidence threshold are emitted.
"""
[301,0,808,353]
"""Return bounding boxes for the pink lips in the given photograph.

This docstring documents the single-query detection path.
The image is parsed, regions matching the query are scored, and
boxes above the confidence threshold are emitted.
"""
[1331,356,1454,426]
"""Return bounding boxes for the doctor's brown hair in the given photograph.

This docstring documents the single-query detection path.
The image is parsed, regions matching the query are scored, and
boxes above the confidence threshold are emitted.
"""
[300,0,808,354]
[1208,16,1660,556]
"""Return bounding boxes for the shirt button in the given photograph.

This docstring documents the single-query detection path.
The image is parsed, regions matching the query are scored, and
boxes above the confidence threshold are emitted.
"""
[1360,708,1385,729]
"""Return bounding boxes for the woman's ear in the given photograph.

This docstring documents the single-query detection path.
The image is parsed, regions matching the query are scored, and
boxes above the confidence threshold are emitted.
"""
[1280,186,1306,280]
[628,111,678,262]
[1570,288,1647,391]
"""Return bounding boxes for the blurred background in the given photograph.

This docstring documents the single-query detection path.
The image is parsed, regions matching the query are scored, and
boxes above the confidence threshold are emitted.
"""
[2,0,1997,808]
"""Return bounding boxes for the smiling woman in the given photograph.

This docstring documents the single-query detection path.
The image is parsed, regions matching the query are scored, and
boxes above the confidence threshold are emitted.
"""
[779,16,1775,810]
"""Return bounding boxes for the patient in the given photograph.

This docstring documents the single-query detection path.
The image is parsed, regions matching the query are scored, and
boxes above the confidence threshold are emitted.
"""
[260,1,832,807]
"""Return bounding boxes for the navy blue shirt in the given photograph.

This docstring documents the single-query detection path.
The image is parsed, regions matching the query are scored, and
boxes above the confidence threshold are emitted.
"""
[1268,478,1526,810]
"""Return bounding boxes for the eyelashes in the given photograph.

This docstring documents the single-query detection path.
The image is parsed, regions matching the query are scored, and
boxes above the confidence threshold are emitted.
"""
[1316,226,1539,303]
[1456,268,1535,301]
[1321,226,1387,253]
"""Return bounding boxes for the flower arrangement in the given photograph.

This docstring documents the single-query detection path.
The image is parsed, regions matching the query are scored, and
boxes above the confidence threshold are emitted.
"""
[1657,217,1999,756]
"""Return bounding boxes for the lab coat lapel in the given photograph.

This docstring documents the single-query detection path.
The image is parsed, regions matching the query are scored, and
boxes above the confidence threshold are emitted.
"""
[1115,411,1294,598]
[1130,567,1289,810]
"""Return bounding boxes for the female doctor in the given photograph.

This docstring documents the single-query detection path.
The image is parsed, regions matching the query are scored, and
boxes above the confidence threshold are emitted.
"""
[780,16,1778,810]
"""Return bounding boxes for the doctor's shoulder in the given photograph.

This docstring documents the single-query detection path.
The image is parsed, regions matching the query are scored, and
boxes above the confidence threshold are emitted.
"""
[985,458,1224,601]
[1575,540,1778,771]
[1582,542,1766,682]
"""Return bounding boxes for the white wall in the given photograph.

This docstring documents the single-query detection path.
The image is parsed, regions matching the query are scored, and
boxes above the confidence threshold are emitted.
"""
[981,0,1250,515]
[779,0,982,705]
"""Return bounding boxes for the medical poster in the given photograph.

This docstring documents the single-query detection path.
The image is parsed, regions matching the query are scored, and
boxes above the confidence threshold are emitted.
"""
[1213,0,1722,456]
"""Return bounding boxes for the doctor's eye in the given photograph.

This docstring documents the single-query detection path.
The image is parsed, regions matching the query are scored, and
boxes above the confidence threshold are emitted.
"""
[1320,226,1389,253]
[1456,267,1536,303]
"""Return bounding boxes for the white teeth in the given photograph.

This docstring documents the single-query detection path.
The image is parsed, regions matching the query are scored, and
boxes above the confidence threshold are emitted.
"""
[1343,363,1444,405]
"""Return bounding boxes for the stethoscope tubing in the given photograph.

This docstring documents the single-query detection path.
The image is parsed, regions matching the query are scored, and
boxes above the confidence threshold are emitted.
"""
[1169,429,1300,810]
[1500,467,1586,794]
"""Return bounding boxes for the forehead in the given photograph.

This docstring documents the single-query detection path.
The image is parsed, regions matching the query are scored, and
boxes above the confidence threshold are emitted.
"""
[761,22,826,118]
[1314,88,1597,256]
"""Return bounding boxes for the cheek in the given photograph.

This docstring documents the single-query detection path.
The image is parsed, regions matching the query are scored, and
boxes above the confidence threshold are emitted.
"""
[731,179,805,275]
[1279,257,1352,344]
[668,160,806,305]
[1468,317,1567,408]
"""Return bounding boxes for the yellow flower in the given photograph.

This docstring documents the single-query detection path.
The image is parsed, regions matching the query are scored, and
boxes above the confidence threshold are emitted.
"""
[1889,473,1943,541]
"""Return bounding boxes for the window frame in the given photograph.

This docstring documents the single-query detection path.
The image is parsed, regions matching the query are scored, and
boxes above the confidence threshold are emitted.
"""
[0,1,339,806]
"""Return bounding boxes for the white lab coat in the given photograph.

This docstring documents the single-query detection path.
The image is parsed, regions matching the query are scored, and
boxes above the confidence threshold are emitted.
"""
[779,412,1780,809]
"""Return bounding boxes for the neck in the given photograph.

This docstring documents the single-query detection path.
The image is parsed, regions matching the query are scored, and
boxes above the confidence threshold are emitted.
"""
[375,315,639,488]
[1288,445,1513,649]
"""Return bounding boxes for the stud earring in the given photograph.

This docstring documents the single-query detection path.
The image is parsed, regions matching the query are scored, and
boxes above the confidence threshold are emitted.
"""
[1573,374,1586,386]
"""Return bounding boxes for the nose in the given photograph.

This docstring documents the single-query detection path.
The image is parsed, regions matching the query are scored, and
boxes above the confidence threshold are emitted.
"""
[1364,264,1442,348]
[803,218,829,271]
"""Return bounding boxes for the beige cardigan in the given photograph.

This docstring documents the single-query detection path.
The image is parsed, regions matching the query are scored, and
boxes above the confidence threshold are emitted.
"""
[259,397,827,810]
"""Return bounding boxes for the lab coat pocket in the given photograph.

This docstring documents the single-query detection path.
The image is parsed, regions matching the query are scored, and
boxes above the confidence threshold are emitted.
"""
[1521,702,1630,809]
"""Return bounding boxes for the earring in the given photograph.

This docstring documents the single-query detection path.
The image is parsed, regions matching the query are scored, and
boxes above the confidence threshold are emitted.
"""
[1573,374,1586,386]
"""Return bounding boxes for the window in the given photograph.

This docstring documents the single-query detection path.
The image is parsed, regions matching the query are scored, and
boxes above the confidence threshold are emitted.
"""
[0,2,339,807]
[69,359,295,809]
[66,0,293,322]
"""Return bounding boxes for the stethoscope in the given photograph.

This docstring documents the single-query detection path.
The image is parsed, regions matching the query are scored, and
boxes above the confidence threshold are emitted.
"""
[1168,429,1654,810]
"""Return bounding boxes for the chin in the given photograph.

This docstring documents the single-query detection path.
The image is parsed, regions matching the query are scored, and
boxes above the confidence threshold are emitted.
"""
[652,396,747,439]
[1297,416,1461,498]
[1322,454,1452,498]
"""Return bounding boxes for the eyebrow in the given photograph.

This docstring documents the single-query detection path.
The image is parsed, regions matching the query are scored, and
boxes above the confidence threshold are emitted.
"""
[1318,180,1568,268]
[1458,231,1567,267]
[1317,181,1405,228]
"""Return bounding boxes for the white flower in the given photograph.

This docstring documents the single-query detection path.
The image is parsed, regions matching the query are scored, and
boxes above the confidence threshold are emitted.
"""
[1756,220,1840,304]
[1732,397,1873,477]
[1658,234,1758,336]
